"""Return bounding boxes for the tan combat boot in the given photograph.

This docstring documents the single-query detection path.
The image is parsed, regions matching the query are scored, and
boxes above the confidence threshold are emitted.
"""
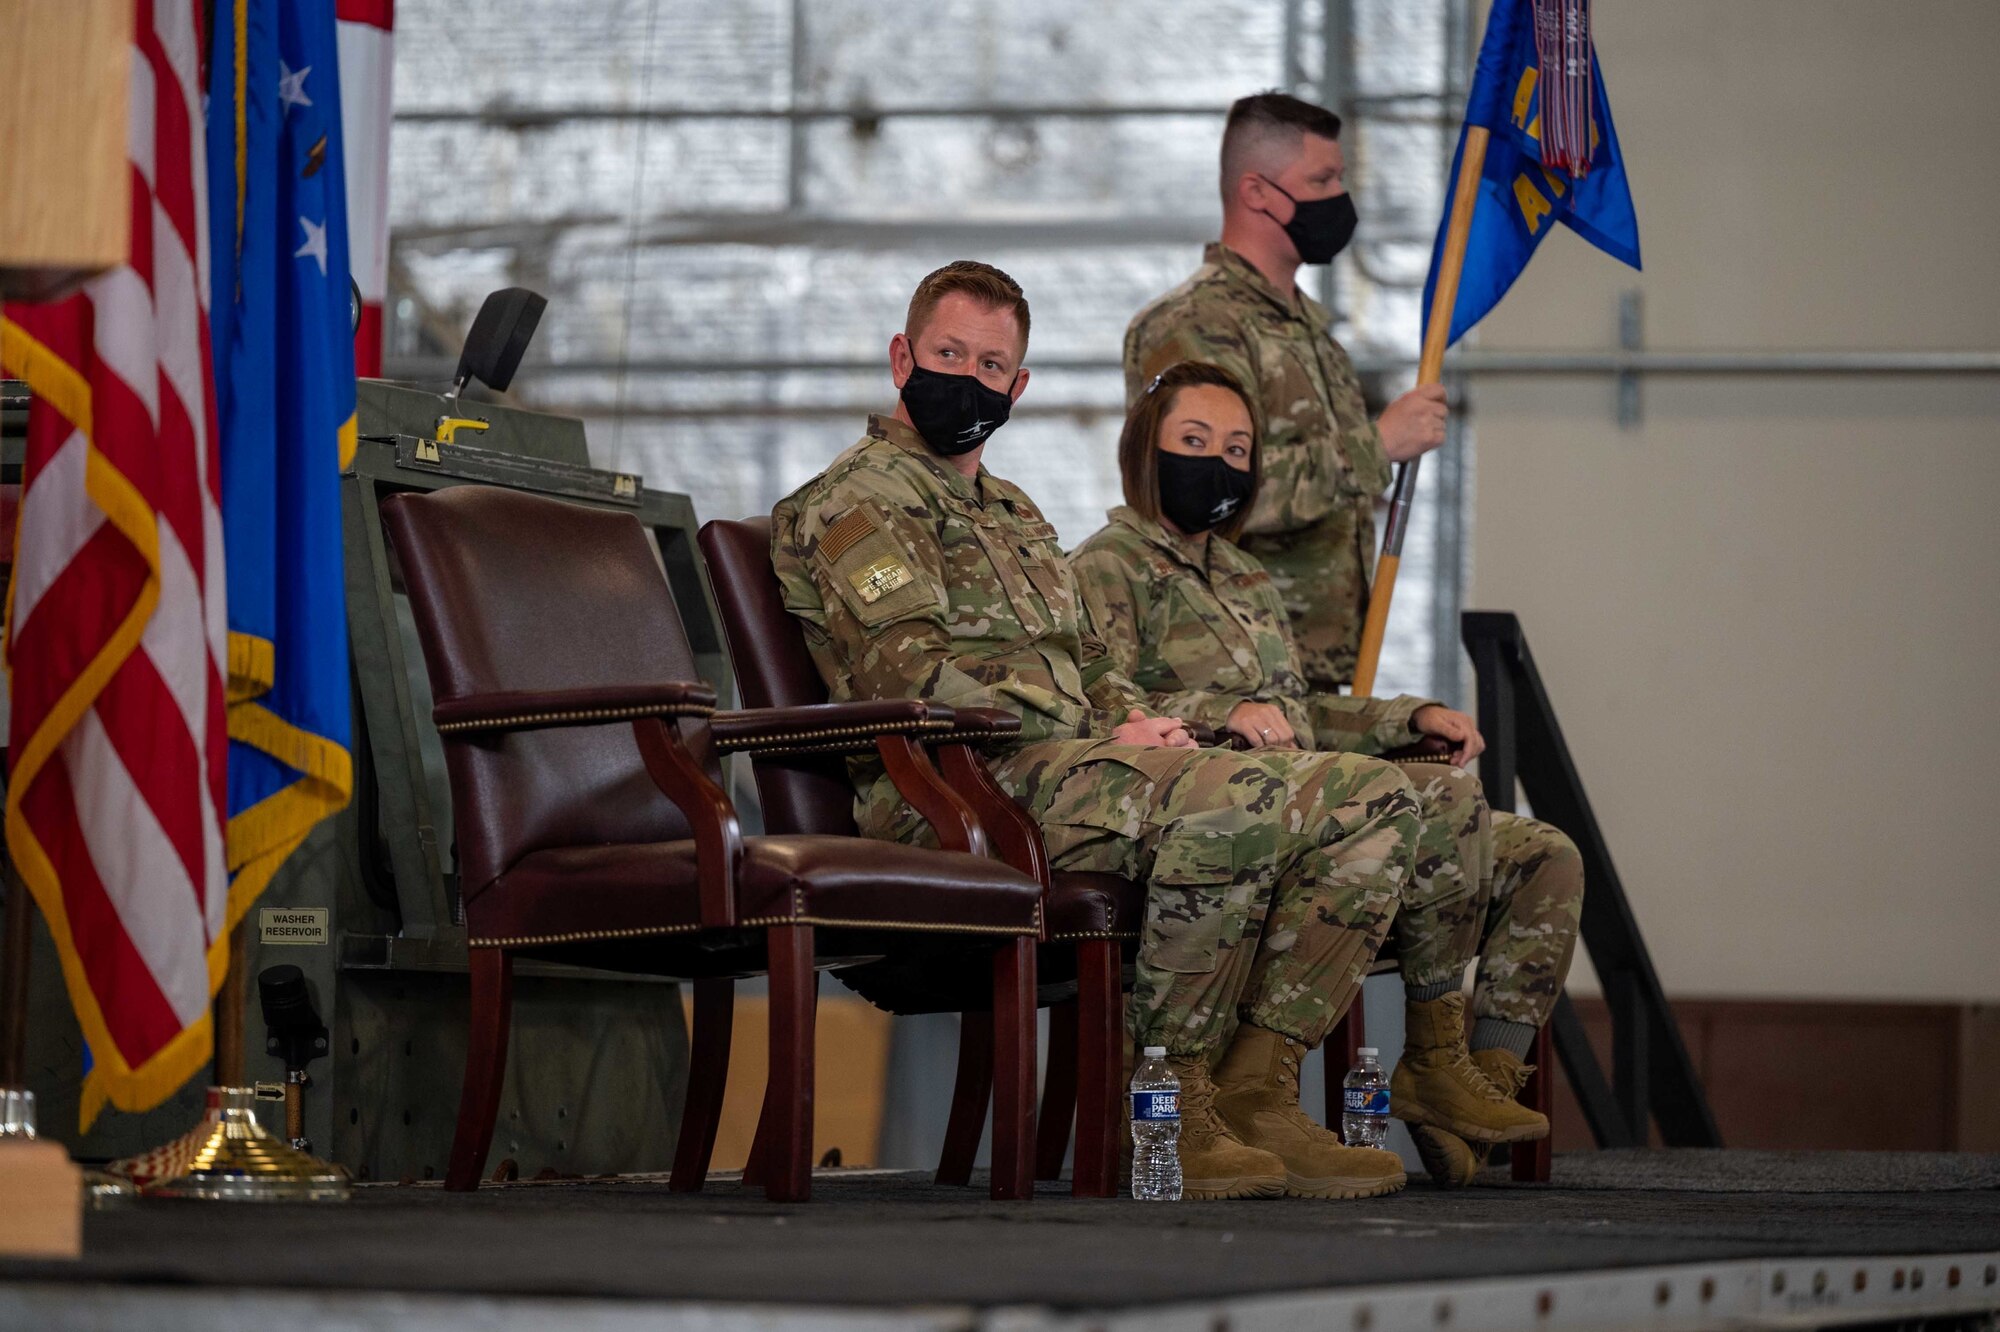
[1408,1125,1480,1187]
[1472,1045,1536,1102]
[1212,1024,1408,1200]
[1391,993,1549,1144]
[1166,1055,1288,1200]
[1410,1044,1545,1185]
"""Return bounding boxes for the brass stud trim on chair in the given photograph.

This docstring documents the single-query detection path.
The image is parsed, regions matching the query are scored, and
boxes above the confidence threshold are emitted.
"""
[715,718,955,754]
[466,922,707,948]
[737,914,1040,936]
[471,914,1042,949]
[436,702,715,734]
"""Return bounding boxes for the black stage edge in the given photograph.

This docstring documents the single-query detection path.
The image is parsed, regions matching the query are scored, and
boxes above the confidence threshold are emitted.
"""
[4,1150,1999,1330]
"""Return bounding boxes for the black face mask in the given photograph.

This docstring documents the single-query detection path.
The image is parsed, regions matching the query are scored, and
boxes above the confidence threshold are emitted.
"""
[1258,178,1357,265]
[1157,449,1258,535]
[899,364,1016,457]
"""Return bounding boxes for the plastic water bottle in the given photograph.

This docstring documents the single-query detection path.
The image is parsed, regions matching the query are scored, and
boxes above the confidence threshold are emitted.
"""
[1130,1045,1182,1201]
[1342,1046,1391,1149]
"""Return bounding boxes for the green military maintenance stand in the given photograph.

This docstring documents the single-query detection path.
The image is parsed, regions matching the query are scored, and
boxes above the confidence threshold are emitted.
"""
[3,379,731,1181]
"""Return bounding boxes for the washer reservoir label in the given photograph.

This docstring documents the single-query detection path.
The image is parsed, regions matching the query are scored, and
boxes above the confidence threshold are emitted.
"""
[259,907,329,946]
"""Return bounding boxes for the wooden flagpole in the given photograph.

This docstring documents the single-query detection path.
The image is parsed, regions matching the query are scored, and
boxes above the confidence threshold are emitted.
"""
[1349,124,1491,699]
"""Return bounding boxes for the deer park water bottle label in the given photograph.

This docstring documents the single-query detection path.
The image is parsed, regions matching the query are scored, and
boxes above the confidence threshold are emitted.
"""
[1131,1090,1180,1122]
[1344,1086,1390,1116]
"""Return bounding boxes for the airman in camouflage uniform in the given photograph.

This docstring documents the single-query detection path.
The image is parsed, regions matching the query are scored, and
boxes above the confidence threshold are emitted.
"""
[1071,504,1582,1035]
[772,417,1421,1063]
[772,259,1432,1198]
[1125,243,1390,692]
[1072,503,1581,1180]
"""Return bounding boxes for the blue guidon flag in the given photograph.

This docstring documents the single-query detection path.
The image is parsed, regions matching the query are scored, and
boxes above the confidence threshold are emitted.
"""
[206,0,356,914]
[1422,0,1641,347]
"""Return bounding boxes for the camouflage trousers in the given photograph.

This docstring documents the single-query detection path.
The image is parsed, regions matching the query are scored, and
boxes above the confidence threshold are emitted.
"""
[1390,760,1491,989]
[978,740,1420,1057]
[1472,811,1584,1027]
[1239,510,1369,694]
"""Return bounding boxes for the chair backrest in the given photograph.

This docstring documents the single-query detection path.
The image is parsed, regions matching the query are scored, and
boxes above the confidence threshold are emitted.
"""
[381,486,702,898]
[697,516,860,837]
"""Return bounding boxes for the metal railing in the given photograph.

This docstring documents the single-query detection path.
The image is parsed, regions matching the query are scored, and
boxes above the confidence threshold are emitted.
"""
[1466,609,1723,1150]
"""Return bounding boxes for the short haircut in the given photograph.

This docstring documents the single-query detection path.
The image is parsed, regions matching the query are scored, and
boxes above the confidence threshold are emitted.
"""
[904,260,1031,356]
[1220,91,1343,203]
[1118,360,1263,543]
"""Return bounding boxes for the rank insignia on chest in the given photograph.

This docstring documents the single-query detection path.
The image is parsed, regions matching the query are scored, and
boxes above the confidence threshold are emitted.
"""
[849,556,914,604]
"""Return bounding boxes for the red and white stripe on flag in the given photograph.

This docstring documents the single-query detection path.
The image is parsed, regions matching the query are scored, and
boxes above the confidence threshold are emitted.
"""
[337,0,395,377]
[0,0,231,1128]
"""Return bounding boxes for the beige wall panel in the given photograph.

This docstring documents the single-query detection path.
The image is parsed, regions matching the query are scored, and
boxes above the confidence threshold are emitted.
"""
[1470,1,2000,1000]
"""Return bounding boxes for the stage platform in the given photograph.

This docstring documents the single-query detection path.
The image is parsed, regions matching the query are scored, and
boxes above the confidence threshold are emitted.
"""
[4,1150,1999,1330]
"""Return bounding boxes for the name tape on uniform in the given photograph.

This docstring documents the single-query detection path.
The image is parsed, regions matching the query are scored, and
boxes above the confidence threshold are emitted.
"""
[259,906,329,946]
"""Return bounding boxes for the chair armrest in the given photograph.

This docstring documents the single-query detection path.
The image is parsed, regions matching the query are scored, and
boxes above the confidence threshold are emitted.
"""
[876,734,987,858]
[943,706,1023,741]
[937,743,1051,938]
[710,699,957,757]
[433,682,716,735]
[1188,721,1247,750]
[1381,734,1455,763]
[629,716,742,929]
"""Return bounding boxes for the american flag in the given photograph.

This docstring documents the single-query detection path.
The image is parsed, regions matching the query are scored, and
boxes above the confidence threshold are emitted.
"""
[337,0,395,376]
[0,0,231,1128]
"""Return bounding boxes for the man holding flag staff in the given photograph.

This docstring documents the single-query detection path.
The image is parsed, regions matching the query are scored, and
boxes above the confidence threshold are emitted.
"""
[1124,92,1449,698]
[1123,0,1640,1183]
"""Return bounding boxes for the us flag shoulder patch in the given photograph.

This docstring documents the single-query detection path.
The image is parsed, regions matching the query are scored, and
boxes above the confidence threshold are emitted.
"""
[819,507,876,564]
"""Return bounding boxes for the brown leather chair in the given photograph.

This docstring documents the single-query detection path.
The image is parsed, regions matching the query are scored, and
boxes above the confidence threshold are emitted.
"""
[698,516,1139,1197]
[380,486,1045,1202]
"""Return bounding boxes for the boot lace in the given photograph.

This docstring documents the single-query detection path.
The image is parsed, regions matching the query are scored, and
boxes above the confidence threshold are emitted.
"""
[1273,1041,1341,1139]
[1170,1062,1229,1144]
[1447,1046,1508,1100]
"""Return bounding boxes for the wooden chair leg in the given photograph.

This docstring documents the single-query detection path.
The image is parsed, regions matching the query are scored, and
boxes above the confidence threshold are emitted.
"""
[989,936,1036,1202]
[741,1082,771,1189]
[671,977,734,1193]
[935,1010,993,1186]
[1035,997,1079,1182]
[1512,1021,1555,1183]
[1325,984,1367,1127]
[445,948,513,1192]
[763,924,816,1202]
[1071,938,1121,1199]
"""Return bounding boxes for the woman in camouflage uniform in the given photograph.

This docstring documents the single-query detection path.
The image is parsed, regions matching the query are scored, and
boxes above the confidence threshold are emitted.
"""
[1071,362,1583,1184]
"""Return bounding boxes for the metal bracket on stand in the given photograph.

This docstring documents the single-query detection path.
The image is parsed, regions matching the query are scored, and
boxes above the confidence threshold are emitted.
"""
[1617,288,1643,428]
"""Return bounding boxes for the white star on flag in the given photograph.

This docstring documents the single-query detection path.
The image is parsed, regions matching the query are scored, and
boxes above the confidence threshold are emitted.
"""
[295,215,328,275]
[279,60,312,112]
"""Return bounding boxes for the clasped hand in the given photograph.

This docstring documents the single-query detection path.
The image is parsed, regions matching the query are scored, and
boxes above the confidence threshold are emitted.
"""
[1224,700,1296,749]
[1110,708,1196,749]
[1411,703,1484,766]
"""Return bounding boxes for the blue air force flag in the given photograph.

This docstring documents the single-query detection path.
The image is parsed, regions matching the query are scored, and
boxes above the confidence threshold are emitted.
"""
[206,0,356,910]
[1421,0,1642,348]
